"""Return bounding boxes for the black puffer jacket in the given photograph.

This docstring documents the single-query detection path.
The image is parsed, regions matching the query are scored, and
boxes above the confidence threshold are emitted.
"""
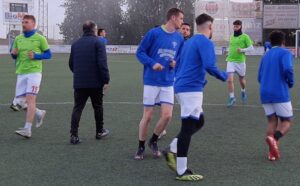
[69,32,110,89]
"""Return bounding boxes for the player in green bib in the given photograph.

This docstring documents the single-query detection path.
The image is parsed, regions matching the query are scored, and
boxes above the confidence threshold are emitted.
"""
[11,15,52,138]
[226,20,253,106]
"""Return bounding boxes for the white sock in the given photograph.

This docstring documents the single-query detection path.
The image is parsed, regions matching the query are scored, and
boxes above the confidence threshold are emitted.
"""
[12,98,18,105]
[229,92,234,98]
[24,122,32,130]
[170,138,178,153]
[35,108,43,117]
[22,103,28,109]
[19,98,27,109]
[177,157,187,175]
[241,88,246,92]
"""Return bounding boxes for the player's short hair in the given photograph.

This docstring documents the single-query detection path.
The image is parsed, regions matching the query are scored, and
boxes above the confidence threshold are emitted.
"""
[23,15,36,23]
[269,30,285,46]
[83,20,97,33]
[97,28,105,36]
[195,13,214,26]
[233,20,242,26]
[182,23,191,27]
[167,8,184,20]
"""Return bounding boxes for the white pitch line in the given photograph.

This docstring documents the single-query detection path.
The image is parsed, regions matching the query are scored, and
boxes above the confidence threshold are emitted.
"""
[0,101,299,111]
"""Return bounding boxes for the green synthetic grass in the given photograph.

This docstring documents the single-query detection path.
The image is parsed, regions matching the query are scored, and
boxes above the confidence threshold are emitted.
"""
[0,54,299,186]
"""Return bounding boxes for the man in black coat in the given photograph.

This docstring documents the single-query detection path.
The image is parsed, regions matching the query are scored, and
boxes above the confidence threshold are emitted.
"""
[69,20,110,144]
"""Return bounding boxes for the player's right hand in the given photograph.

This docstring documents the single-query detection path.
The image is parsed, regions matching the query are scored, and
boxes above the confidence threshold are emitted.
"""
[11,48,18,55]
[152,63,164,71]
[170,60,176,68]
[28,51,35,59]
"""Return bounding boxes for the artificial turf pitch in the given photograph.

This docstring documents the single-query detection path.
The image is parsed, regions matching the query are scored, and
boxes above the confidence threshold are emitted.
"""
[0,54,299,186]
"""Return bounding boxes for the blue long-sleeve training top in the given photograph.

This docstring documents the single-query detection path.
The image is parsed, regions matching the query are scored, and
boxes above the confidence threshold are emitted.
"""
[98,36,108,45]
[136,26,184,87]
[258,47,294,104]
[175,34,228,93]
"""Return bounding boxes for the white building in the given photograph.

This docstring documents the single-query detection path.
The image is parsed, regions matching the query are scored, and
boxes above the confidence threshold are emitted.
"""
[0,0,35,39]
[195,0,300,46]
[195,0,263,46]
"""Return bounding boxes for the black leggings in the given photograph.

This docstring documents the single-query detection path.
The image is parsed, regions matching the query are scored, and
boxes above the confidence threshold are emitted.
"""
[177,115,205,157]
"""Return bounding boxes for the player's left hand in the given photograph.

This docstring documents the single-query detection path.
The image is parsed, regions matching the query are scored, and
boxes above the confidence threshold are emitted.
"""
[170,60,176,68]
[237,48,242,53]
[103,84,109,91]
[28,51,35,59]
[11,48,18,55]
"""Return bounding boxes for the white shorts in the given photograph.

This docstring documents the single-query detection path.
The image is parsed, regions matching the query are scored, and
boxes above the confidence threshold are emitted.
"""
[15,73,42,97]
[263,102,293,120]
[227,62,246,77]
[176,92,203,120]
[143,85,174,106]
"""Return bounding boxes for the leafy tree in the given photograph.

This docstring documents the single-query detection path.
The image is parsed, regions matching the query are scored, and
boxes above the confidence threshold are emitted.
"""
[123,0,195,44]
[60,0,124,44]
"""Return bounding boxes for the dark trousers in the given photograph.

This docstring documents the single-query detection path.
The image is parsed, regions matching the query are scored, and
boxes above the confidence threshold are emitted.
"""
[70,88,104,136]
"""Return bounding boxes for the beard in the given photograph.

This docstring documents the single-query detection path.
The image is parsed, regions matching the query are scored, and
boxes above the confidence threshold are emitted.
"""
[234,28,243,37]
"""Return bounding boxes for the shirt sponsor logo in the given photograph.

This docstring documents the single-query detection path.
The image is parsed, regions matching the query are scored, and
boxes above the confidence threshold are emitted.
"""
[158,49,176,59]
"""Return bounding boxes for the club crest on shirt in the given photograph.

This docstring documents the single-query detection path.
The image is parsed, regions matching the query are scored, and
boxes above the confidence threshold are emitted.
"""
[172,41,177,49]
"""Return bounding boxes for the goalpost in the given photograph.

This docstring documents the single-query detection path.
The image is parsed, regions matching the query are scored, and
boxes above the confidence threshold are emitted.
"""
[296,30,300,59]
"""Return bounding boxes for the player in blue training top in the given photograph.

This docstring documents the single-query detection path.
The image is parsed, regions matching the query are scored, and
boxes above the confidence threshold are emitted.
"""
[134,8,184,160]
[159,22,192,140]
[162,13,228,181]
[98,28,108,45]
[258,31,294,161]
[180,22,191,41]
